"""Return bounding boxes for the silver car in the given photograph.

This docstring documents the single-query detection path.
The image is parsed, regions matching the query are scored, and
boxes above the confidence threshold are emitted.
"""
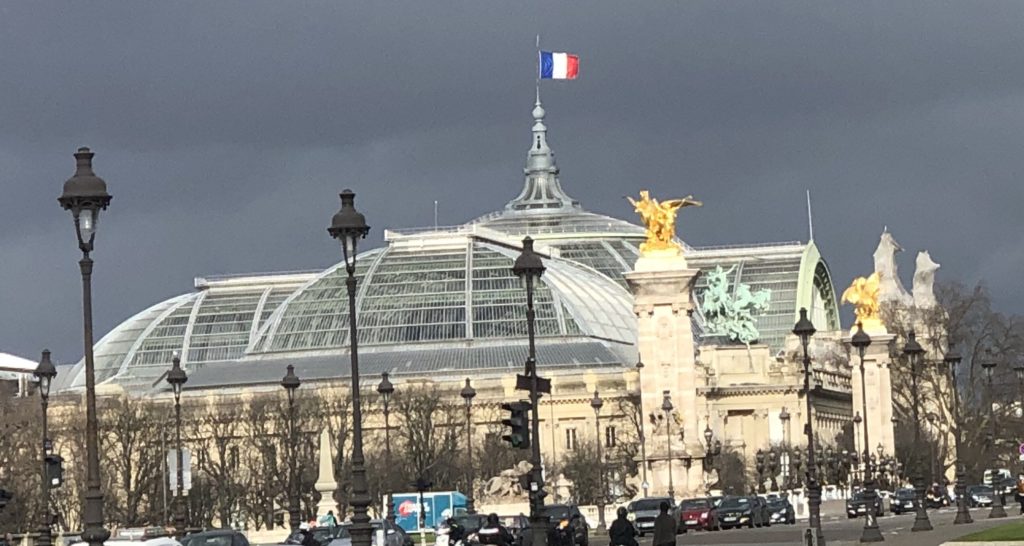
[626,497,678,537]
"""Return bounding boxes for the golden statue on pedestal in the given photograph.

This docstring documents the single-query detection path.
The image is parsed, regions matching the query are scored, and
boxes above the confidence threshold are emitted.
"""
[842,272,884,332]
[627,190,702,255]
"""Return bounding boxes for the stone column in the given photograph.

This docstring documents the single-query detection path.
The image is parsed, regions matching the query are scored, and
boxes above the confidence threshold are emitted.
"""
[626,252,701,499]
[315,428,339,518]
[848,332,896,457]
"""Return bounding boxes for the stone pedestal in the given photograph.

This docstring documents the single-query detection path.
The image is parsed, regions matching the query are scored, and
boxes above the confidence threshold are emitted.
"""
[626,253,703,499]
[314,428,338,517]
[847,332,896,457]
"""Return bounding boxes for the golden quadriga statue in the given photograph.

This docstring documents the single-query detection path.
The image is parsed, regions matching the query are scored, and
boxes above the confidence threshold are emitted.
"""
[628,190,702,256]
[842,272,885,333]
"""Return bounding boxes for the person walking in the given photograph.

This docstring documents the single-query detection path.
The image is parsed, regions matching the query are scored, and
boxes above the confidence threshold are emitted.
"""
[608,507,638,546]
[651,502,676,546]
[1015,474,1024,515]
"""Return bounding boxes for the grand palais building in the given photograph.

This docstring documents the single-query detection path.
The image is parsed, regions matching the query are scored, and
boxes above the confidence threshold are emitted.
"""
[54,97,865,502]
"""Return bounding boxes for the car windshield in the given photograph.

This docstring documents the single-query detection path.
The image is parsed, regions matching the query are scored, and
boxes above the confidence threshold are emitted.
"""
[542,506,570,520]
[718,497,750,509]
[630,499,669,511]
[767,500,787,509]
[896,489,916,499]
[679,499,709,510]
[455,515,484,528]
[970,486,994,494]
[182,536,234,546]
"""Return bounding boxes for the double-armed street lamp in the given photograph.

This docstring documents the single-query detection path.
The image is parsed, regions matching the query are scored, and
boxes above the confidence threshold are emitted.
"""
[35,350,58,546]
[793,308,824,544]
[980,352,1007,519]
[281,365,301,531]
[590,390,607,530]
[850,323,883,541]
[461,378,477,514]
[166,353,189,538]
[512,236,549,546]
[902,331,933,532]
[58,147,112,546]
[328,189,373,546]
[377,372,395,520]
[944,345,973,524]
[661,391,675,500]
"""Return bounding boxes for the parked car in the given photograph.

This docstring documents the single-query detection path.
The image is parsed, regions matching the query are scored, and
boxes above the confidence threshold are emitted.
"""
[284,526,348,546]
[716,496,765,529]
[966,485,995,508]
[625,497,676,537]
[677,498,718,532]
[766,497,795,525]
[327,521,409,546]
[846,490,884,519]
[890,488,917,515]
[180,530,249,546]
[541,504,588,546]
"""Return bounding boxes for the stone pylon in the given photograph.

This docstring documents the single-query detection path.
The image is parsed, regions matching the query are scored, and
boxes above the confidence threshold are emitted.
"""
[847,331,896,458]
[315,428,338,518]
[626,250,703,499]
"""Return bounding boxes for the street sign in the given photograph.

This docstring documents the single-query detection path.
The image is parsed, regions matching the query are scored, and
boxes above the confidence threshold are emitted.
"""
[515,373,551,394]
[167,448,192,493]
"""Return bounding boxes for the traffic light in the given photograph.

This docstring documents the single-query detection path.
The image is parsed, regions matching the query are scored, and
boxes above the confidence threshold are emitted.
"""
[45,454,64,487]
[501,401,531,450]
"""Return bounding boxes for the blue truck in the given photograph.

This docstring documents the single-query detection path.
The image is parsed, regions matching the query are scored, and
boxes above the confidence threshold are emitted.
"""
[391,491,468,532]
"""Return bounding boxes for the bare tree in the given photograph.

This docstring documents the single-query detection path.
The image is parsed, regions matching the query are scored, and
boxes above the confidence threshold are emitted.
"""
[98,396,167,527]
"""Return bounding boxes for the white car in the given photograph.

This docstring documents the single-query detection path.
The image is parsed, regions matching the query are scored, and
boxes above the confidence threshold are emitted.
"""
[71,539,181,546]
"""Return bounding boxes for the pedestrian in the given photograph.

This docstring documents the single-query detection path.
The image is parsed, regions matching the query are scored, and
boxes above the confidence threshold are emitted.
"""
[478,513,514,546]
[608,507,638,546]
[1016,474,1024,515]
[651,501,676,546]
[300,528,318,546]
[319,510,337,528]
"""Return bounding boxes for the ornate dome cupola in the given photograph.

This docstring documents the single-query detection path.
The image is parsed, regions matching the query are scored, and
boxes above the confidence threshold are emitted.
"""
[506,90,581,212]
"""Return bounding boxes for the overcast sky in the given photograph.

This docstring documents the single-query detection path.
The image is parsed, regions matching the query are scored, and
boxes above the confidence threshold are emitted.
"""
[1,1,1022,364]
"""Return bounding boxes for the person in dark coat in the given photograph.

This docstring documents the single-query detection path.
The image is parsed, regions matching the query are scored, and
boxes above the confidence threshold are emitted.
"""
[300,528,319,546]
[608,507,638,546]
[651,501,676,546]
[478,513,514,546]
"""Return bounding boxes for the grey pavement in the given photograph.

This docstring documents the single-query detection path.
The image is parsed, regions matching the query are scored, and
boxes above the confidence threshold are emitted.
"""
[589,507,1022,546]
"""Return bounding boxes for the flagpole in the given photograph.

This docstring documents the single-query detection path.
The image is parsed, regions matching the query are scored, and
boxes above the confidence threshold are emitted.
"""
[535,34,541,101]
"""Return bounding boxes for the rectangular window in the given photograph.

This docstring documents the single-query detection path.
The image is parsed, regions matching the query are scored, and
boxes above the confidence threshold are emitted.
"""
[605,426,617,448]
[565,428,578,451]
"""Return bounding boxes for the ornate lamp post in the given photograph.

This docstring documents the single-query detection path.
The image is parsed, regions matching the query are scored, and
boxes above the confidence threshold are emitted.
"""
[662,391,675,499]
[58,147,112,546]
[793,308,824,544]
[925,413,938,485]
[779,408,791,488]
[328,189,372,546]
[901,331,933,532]
[769,450,779,492]
[590,390,606,530]
[377,372,395,520]
[945,345,973,524]
[702,425,721,494]
[850,322,884,543]
[461,378,477,514]
[166,353,189,538]
[636,359,650,498]
[756,449,767,494]
[512,236,549,546]
[281,365,301,531]
[35,350,58,546]
[980,352,1007,519]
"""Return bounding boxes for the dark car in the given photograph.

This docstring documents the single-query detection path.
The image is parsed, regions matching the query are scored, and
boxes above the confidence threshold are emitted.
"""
[541,504,588,546]
[890,488,917,515]
[766,498,795,525]
[966,485,995,508]
[846,491,884,519]
[716,496,764,529]
[677,498,718,532]
[284,526,348,546]
[625,497,677,537]
[182,530,250,546]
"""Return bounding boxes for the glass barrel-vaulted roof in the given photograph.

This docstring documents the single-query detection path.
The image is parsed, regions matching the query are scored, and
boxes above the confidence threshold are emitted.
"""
[250,237,636,354]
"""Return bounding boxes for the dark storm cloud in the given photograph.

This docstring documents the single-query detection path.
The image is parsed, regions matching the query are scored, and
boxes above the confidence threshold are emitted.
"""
[1,1,1022,363]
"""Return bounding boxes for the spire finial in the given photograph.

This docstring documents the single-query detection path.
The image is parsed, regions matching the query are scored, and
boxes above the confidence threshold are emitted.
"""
[504,92,580,212]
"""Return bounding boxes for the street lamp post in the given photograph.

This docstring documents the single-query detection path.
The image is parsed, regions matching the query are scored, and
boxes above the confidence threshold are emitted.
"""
[377,372,395,521]
[902,331,933,532]
[461,378,477,514]
[662,391,675,500]
[850,323,883,541]
[281,365,301,531]
[702,425,721,495]
[35,350,58,546]
[769,449,779,492]
[925,413,938,486]
[512,236,549,546]
[793,308,824,544]
[852,413,863,486]
[59,147,112,546]
[166,353,189,538]
[945,346,973,524]
[981,353,1007,519]
[780,408,791,488]
[756,450,767,494]
[636,359,649,498]
[328,189,373,546]
[591,390,606,530]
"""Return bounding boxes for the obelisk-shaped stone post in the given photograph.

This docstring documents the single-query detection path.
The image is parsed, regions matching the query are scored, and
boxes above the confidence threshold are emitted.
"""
[315,428,339,518]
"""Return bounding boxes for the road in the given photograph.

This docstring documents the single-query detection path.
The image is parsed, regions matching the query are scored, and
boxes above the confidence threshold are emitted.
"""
[588,508,1021,546]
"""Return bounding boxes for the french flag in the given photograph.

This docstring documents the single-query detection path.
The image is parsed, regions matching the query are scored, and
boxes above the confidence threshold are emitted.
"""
[539,51,579,80]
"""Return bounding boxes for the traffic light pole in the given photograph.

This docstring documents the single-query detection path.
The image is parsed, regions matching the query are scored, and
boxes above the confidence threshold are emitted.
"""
[525,276,547,546]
